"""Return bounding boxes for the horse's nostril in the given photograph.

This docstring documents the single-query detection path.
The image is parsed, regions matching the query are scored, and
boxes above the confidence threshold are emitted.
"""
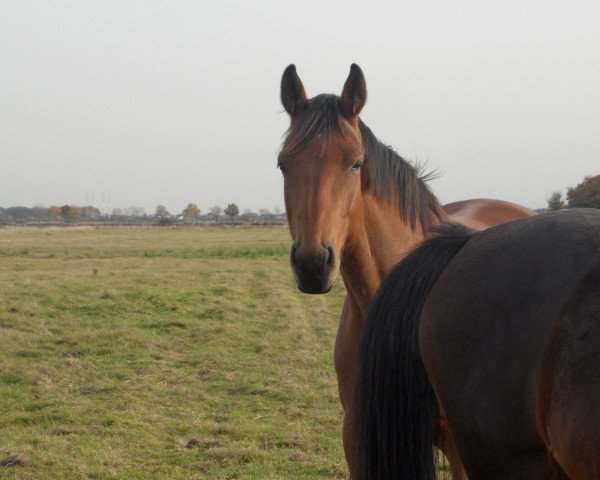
[326,245,335,267]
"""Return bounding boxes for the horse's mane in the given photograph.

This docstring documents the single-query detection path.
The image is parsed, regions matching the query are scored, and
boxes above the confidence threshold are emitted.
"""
[280,94,445,230]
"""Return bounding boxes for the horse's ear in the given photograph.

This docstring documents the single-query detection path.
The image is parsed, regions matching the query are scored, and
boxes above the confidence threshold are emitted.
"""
[340,63,367,117]
[281,64,308,116]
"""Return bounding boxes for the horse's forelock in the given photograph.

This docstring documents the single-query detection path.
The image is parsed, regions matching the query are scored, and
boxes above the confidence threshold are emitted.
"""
[280,94,343,157]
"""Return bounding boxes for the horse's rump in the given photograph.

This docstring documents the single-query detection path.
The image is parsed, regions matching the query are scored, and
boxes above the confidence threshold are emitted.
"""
[540,262,600,479]
[419,209,600,478]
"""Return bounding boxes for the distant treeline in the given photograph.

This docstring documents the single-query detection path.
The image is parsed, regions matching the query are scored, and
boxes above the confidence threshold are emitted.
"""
[544,174,600,212]
[6,173,596,225]
[0,203,287,226]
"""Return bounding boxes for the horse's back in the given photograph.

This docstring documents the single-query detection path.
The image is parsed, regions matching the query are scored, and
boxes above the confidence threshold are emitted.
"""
[420,209,600,478]
[540,262,600,479]
[444,198,536,230]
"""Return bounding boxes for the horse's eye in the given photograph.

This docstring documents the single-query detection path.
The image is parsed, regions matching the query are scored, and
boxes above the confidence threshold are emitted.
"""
[278,163,288,175]
[351,161,362,172]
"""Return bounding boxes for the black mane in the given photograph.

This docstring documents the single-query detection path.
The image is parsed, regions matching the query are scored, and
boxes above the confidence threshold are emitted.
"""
[280,94,445,230]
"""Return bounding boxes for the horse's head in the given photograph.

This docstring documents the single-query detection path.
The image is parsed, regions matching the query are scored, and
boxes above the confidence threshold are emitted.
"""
[278,64,367,294]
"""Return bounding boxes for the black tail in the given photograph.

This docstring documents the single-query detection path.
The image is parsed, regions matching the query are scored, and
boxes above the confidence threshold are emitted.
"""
[352,224,474,480]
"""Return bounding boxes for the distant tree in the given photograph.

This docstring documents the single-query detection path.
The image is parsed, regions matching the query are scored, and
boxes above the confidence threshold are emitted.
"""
[258,208,270,216]
[239,209,259,223]
[61,205,81,219]
[125,206,145,217]
[182,203,200,220]
[547,191,565,211]
[6,207,31,220]
[47,206,61,217]
[566,174,600,209]
[68,206,82,219]
[209,205,223,217]
[273,206,282,215]
[157,217,174,226]
[154,205,170,218]
[82,205,101,219]
[31,204,46,218]
[224,203,239,220]
[111,208,124,217]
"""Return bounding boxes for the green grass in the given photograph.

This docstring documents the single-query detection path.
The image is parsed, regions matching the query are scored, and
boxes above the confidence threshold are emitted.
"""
[0,226,348,479]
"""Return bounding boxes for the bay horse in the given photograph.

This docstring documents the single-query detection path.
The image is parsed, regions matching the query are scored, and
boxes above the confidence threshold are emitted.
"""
[278,63,534,477]
[352,208,600,479]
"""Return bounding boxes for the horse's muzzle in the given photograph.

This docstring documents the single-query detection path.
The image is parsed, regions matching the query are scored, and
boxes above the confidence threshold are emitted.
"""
[290,242,336,294]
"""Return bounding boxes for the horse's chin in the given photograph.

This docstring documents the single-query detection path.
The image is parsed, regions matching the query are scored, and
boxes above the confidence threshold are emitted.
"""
[297,282,334,295]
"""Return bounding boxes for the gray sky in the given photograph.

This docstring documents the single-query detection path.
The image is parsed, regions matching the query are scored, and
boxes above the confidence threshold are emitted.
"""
[1,0,599,214]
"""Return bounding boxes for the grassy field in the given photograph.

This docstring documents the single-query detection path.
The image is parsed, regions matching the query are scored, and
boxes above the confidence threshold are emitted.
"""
[0,226,348,479]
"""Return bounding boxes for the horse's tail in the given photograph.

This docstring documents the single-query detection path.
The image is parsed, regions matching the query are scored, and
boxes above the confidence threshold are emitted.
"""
[352,223,474,480]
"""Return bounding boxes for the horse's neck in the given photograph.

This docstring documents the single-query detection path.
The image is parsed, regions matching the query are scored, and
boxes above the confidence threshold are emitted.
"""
[340,192,437,321]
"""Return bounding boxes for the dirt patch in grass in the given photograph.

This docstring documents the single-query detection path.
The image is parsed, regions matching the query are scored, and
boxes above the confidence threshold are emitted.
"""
[184,438,220,449]
[0,455,25,467]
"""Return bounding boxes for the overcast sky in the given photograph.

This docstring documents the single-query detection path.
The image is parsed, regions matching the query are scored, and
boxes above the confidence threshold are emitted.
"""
[1,0,599,214]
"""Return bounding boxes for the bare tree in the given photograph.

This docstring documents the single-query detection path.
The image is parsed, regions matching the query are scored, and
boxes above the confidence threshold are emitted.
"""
[154,205,170,218]
[125,206,145,217]
[209,205,223,218]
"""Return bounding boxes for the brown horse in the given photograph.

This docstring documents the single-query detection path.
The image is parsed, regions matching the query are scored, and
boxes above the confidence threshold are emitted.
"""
[278,63,534,477]
[352,209,600,479]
